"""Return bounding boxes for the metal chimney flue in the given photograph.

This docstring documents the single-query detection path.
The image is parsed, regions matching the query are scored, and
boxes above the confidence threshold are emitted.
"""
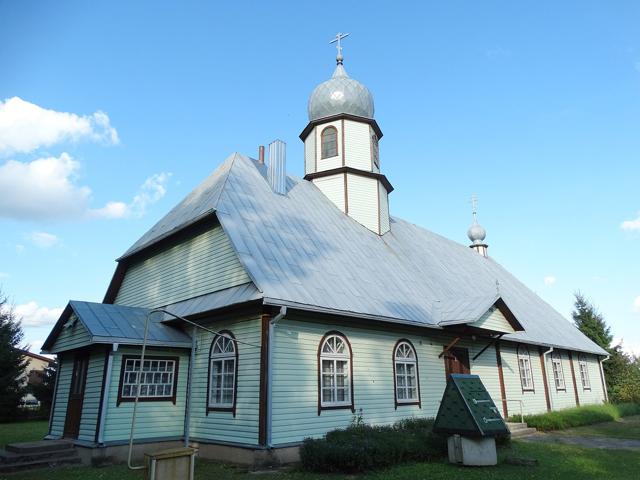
[268,139,286,195]
[258,145,265,165]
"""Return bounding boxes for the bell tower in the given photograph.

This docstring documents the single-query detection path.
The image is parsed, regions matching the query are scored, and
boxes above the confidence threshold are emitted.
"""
[300,34,392,235]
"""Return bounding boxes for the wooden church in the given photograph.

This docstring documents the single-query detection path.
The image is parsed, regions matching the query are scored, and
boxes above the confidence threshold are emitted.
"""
[42,39,608,465]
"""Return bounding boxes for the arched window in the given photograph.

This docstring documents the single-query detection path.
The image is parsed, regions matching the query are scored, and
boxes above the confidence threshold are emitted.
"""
[393,340,420,407]
[371,134,379,168]
[551,351,566,391]
[320,126,338,159]
[207,331,238,416]
[578,354,591,390]
[517,345,534,391]
[318,332,353,412]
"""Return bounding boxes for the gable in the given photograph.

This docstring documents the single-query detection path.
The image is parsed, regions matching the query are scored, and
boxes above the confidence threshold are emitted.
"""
[470,306,516,334]
[114,222,252,308]
[49,313,92,353]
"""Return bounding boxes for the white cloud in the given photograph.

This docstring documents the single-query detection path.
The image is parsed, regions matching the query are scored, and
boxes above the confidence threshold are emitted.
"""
[621,212,640,231]
[633,296,640,313]
[0,97,119,155]
[12,301,63,327]
[15,244,25,253]
[613,336,640,357]
[544,276,556,285]
[28,231,59,248]
[0,272,8,278]
[90,172,172,219]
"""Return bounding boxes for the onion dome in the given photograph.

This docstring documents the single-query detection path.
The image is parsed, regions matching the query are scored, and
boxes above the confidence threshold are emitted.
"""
[467,221,487,245]
[307,62,374,122]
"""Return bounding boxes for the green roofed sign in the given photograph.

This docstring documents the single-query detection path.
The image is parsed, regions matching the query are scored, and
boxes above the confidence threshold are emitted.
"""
[433,374,509,437]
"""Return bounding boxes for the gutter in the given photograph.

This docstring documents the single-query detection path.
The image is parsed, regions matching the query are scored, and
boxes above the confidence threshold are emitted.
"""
[599,355,610,402]
[267,306,287,448]
[542,346,554,411]
[97,343,117,444]
[184,326,197,447]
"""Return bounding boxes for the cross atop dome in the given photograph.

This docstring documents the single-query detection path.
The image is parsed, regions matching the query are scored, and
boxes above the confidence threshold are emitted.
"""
[330,32,350,65]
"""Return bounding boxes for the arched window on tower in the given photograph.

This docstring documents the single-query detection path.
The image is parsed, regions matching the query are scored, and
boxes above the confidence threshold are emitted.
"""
[517,344,534,391]
[371,134,379,169]
[321,126,338,159]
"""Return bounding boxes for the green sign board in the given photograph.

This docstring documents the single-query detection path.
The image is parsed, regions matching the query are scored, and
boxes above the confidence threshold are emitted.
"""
[433,374,509,437]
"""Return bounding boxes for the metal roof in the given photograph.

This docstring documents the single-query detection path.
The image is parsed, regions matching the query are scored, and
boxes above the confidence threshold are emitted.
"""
[118,153,607,356]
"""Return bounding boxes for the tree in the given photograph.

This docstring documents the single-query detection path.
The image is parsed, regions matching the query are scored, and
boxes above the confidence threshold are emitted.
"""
[29,361,58,417]
[572,293,640,403]
[0,292,28,421]
[572,292,613,350]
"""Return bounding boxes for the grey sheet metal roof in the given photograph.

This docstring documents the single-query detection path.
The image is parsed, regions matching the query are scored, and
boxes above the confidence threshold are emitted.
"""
[118,153,607,356]
[43,301,193,351]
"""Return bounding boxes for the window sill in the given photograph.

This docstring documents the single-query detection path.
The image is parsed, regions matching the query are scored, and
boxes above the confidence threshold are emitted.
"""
[117,396,176,406]
[207,406,236,417]
[318,404,354,415]
[395,400,421,409]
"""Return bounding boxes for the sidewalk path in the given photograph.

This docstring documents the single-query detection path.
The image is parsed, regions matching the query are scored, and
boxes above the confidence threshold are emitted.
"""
[522,432,640,451]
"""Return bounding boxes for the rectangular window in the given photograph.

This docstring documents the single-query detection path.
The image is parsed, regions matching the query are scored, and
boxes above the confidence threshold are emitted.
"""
[321,359,350,406]
[209,358,236,407]
[579,360,591,389]
[518,357,534,390]
[118,356,177,404]
[552,356,565,390]
[395,362,418,402]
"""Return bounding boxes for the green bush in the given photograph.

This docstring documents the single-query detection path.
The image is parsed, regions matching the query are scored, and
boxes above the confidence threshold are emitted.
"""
[300,418,448,473]
[519,403,640,431]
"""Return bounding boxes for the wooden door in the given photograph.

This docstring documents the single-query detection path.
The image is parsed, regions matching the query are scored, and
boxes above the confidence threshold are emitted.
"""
[64,354,89,438]
[443,347,470,378]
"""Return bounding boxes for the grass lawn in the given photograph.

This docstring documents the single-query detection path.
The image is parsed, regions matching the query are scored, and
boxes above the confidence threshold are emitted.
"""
[0,421,48,448]
[554,415,640,440]
[1,441,639,480]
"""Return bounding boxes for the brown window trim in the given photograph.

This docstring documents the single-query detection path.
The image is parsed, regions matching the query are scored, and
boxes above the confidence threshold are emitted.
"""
[320,126,338,160]
[392,339,421,409]
[551,351,567,392]
[517,344,536,394]
[116,355,179,406]
[206,330,239,418]
[317,330,355,416]
[577,354,592,391]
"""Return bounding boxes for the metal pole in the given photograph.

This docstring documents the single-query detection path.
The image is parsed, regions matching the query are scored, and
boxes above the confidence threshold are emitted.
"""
[184,326,196,447]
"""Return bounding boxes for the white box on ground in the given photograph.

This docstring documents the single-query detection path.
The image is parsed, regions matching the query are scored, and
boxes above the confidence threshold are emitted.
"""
[447,435,497,466]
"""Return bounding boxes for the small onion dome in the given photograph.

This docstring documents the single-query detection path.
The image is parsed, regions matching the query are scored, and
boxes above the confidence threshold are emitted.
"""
[467,221,487,245]
[307,63,374,121]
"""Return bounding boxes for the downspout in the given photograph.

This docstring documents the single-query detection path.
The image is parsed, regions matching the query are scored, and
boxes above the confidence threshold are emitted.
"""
[184,326,197,447]
[97,343,117,444]
[267,306,287,448]
[599,355,610,403]
[542,347,554,411]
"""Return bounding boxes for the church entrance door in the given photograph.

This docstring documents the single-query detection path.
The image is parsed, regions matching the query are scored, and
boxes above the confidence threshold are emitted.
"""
[443,347,470,378]
[64,353,89,439]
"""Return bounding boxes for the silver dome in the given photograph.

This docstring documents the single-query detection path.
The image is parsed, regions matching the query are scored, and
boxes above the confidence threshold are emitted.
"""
[308,64,374,121]
[467,222,487,245]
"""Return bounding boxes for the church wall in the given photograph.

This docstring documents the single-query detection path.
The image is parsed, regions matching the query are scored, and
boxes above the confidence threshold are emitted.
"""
[188,314,262,446]
[314,120,342,171]
[77,348,107,443]
[50,314,92,353]
[573,353,606,406]
[499,343,549,416]
[312,174,345,212]
[102,346,189,443]
[546,350,579,410]
[304,130,316,175]
[271,316,512,446]
[114,224,251,308]
[346,174,379,233]
[49,354,74,437]
[472,308,514,334]
[378,182,390,234]
[343,120,372,171]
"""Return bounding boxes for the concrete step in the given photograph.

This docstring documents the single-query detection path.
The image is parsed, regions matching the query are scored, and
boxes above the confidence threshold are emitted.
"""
[5,440,73,455]
[0,448,77,465]
[506,422,529,432]
[0,454,81,473]
[510,427,538,438]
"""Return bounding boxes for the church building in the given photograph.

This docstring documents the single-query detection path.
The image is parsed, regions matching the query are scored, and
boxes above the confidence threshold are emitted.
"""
[42,38,608,465]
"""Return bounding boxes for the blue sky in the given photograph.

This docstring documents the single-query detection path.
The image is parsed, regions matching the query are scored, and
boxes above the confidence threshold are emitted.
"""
[1,1,639,354]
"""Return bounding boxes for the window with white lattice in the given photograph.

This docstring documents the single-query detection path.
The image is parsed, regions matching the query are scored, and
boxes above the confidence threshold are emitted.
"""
[394,340,420,406]
[208,331,238,413]
[551,351,566,391]
[118,356,177,404]
[578,354,591,390]
[517,345,534,391]
[319,332,352,409]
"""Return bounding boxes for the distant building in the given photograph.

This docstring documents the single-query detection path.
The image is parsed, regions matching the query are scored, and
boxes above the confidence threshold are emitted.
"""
[18,350,54,407]
[42,41,607,465]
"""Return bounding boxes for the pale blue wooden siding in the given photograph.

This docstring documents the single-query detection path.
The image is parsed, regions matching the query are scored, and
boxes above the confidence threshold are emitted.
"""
[77,349,106,442]
[546,350,578,410]
[49,355,73,437]
[188,315,261,446]
[574,353,606,405]
[471,308,514,333]
[499,343,548,416]
[102,346,189,442]
[50,315,92,353]
[271,317,449,445]
[115,224,251,308]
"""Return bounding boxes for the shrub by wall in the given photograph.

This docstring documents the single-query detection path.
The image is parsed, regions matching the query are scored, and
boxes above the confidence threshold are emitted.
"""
[300,418,447,473]
[519,403,640,431]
